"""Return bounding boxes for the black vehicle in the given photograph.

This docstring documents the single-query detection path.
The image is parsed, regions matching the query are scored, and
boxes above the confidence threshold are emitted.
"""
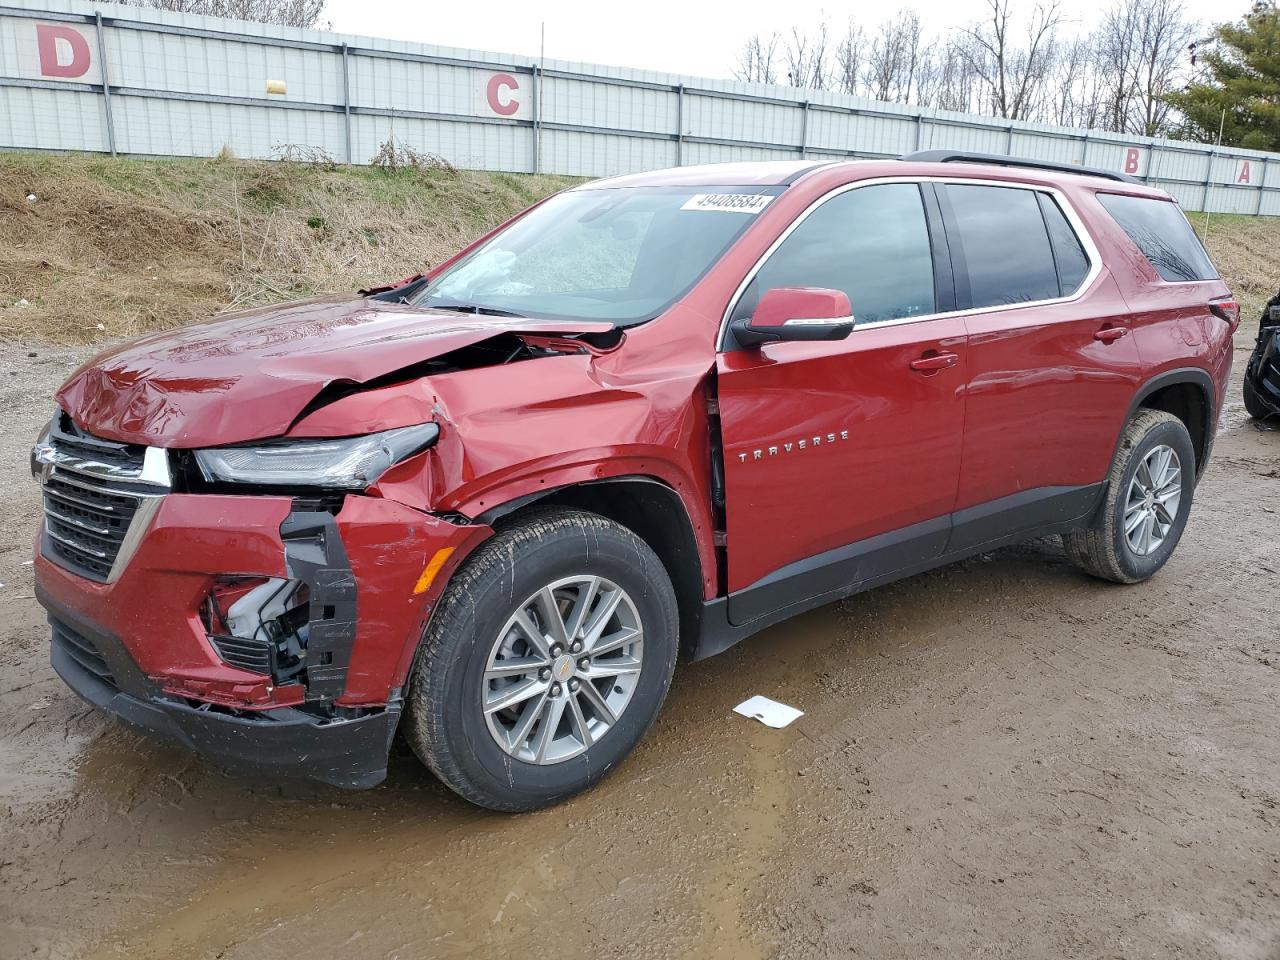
[1245,290,1280,421]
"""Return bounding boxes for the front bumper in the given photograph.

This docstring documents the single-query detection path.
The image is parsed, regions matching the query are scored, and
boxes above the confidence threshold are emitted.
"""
[47,610,400,788]
[35,490,486,788]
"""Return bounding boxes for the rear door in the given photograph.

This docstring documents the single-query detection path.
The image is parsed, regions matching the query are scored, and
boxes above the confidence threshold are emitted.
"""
[938,182,1144,550]
[715,181,967,625]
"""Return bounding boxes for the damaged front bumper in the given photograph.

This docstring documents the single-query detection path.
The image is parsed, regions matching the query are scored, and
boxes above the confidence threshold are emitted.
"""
[48,613,400,789]
[34,490,483,789]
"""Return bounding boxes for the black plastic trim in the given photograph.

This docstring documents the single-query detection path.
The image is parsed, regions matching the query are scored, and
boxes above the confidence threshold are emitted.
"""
[921,182,957,314]
[901,150,1142,185]
[1123,367,1217,477]
[932,181,972,310]
[948,484,1105,553]
[696,482,1105,660]
[727,515,949,626]
[280,510,358,702]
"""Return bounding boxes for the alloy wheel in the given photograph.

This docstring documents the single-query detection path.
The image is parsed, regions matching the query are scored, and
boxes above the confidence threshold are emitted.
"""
[482,575,644,764]
[1123,444,1182,557]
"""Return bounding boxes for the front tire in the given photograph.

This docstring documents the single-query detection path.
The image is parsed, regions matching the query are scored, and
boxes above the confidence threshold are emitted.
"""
[1064,409,1196,584]
[404,508,679,812]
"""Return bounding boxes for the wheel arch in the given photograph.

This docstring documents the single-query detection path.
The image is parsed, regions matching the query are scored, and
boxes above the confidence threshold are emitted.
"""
[475,477,709,659]
[1126,367,1216,477]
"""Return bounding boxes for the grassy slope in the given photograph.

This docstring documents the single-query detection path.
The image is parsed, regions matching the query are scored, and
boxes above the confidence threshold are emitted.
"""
[0,154,577,343]
[0,153,1277,343]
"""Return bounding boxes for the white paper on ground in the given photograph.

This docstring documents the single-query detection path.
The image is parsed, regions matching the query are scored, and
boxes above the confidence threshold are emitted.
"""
[734,695,804,729]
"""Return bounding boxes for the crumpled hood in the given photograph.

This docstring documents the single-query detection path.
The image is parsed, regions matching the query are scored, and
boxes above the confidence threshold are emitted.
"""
[56,295,614,447]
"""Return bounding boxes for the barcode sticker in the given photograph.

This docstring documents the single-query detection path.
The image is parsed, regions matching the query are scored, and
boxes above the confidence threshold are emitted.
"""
[680,193,773,214]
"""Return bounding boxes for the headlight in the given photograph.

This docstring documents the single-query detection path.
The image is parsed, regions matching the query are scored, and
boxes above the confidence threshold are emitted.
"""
[30,414,55,481]
[193,423,439,490]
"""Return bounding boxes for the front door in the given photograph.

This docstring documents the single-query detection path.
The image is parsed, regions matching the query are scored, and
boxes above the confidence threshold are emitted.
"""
[715,182,967,625]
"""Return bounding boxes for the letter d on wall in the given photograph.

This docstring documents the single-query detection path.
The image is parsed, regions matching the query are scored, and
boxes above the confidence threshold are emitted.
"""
[36,23,92,78]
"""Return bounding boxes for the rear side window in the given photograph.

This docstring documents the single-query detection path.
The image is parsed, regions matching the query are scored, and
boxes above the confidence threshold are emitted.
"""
[946,185,1061,308]
[735,183,935,325]
[1096,194,1218,282]
[1037,194,1090,295]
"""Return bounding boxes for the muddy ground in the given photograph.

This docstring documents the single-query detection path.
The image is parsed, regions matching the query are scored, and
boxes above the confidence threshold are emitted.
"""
[0,333,1277,960]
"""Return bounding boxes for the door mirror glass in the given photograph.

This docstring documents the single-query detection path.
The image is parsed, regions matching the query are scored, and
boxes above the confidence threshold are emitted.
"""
[731,286,855,347]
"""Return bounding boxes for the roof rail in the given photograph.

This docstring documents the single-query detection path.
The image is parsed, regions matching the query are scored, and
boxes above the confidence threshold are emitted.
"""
[899,150,1141,185]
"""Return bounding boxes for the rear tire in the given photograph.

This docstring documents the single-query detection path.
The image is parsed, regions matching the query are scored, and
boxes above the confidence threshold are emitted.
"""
[1064,409,1196,584]
[1244,375,1272,421]
[404,508,679,812]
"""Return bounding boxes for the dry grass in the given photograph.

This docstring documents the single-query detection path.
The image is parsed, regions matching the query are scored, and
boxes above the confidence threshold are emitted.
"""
[1,152,1277,343]
[0,153,576,344]
[1197,213,1280,319]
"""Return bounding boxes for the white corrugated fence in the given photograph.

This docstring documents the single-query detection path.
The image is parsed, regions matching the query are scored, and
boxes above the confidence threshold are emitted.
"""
[3,0,1279,214]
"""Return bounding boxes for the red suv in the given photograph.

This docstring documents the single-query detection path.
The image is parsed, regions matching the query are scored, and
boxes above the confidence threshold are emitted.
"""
[32,153,1238,810]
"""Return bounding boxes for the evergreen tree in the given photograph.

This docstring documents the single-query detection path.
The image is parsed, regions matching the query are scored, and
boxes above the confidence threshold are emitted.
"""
[1165,1,1280,150]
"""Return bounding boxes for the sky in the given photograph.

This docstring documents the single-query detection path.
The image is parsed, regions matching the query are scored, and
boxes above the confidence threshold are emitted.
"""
[324,0,1248,81]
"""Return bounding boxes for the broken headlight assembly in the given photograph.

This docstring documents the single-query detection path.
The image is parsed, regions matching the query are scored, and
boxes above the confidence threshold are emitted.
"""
[192,423,439,490]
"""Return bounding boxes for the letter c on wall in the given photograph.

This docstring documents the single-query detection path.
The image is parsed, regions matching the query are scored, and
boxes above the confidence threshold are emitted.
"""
[486,73,520,117]
[36,23,91,79]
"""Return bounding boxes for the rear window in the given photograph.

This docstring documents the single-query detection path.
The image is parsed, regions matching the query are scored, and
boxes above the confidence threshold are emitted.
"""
[1096,194,1218,282]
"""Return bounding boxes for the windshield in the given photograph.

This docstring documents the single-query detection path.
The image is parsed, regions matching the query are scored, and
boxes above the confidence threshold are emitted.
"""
[413,186,783,326]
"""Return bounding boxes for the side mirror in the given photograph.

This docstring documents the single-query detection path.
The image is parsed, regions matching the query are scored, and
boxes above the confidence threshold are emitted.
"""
[730,287,855,347]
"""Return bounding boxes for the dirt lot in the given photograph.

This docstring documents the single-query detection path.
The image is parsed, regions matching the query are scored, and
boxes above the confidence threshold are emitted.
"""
[1,330,1278,960]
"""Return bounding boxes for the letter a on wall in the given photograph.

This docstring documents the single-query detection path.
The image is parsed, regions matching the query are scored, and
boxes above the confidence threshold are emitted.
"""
[1237,161,1252,184]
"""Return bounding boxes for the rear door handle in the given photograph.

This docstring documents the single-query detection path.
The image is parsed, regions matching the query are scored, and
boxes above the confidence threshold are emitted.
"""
[909,352,959,372]
[1094,327,1129,343]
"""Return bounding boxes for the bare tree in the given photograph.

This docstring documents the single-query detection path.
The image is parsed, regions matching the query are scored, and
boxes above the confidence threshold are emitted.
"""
[727,0,1194,136]
[834,21,868,95]
[784,23,832,90]
[735,33,781,85]
[865,11,926,102]
[958,0,1064,119]
[1127,0,1198,134]
[925,40,984,113]
[120,0,326,27]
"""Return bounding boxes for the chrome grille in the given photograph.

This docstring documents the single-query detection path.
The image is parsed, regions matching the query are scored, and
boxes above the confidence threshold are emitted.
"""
[35,414,168,583]
[43,471,144,580]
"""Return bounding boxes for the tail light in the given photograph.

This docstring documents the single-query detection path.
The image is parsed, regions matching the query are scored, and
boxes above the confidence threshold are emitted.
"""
[1209,297,1241,331]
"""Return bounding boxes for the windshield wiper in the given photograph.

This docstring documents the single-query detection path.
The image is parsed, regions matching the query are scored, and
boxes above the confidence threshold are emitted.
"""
[425,301,527,318]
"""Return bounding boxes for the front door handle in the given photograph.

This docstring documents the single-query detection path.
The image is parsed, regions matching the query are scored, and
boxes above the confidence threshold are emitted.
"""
[909,352,959,372]
[1094,326,1129,343]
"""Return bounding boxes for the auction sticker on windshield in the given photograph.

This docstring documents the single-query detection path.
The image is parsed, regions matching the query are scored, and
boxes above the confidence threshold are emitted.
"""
[680,194,774,214]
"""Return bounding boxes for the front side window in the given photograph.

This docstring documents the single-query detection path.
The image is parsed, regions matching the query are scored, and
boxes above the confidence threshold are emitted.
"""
[414,186,781,326]
[1096,193,1218,282]
[732,183,936,327]
[945,184,1061,309]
